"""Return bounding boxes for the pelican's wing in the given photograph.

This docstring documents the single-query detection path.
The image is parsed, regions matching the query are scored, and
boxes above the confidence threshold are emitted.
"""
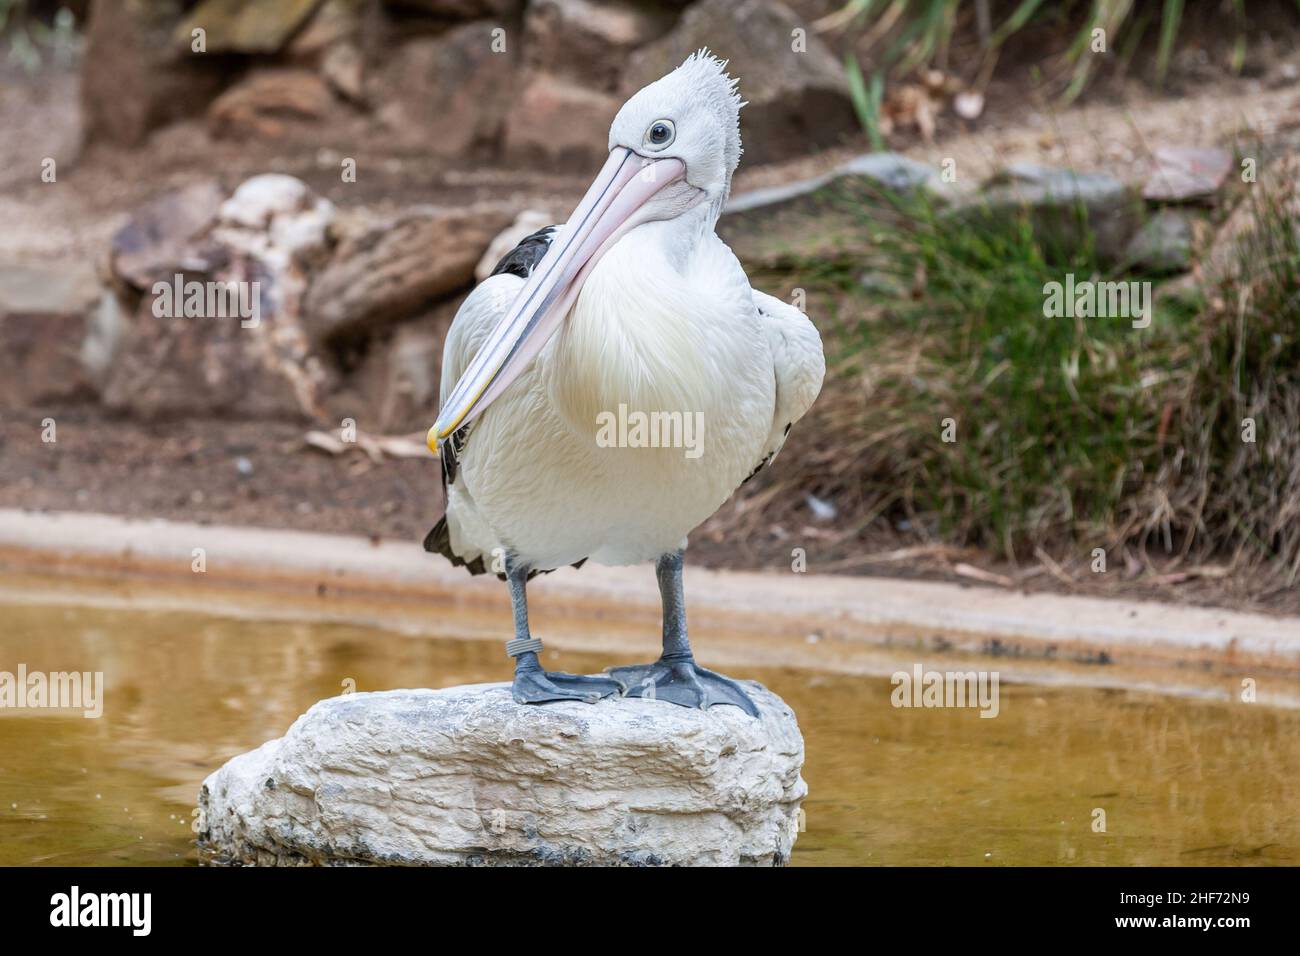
[744,289,825,483]
[439,227,559,416]
[425,226,559,574]
[437,225,558,483]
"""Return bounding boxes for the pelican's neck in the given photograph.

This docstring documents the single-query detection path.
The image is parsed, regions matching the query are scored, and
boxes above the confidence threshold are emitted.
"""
[640,200,719,270]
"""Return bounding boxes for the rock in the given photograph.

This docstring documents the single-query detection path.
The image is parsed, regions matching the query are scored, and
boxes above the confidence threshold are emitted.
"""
[333,301,456,432]
[304,203,515,343]
[82,290,130,391]
[0,262,104,407]
[1122,208,1198,275]
[110,179,228,290]
[623,0,857,166]
[215,173,337,273]
[81,0,229,146]
[503,73,622,170]
[219,174,315,228]
[376,24,518,158]
[174,0,323,54]
[475,208,556,281]
[321,41,366,102]
[102,275,310,420]
[720,152,935,268]
[286,0,366,60]
[381,0,522,18]
[948,162,1143,266]
[1142,146,1234,203]
[383,320,447,427]
[727,152,935,215]
[103,175,333,421]
[917,170,977,208]
[198,681,805,866]
[523,0,675,92]
[0,262,102,320]
[291,2,370,104]
[208,69,336,140]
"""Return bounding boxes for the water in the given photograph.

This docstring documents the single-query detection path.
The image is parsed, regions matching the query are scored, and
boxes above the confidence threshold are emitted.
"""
[1,595,1298,866]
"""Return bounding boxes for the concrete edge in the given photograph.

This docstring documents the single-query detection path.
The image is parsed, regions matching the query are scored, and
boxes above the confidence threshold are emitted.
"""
[0,509,1297,678]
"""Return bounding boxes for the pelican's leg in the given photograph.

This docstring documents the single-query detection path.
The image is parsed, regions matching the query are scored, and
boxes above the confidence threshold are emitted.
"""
[608,551,759,717]
[506,555,621,705]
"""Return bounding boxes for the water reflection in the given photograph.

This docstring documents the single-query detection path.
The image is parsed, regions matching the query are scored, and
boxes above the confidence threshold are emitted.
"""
[0,601,1296,866]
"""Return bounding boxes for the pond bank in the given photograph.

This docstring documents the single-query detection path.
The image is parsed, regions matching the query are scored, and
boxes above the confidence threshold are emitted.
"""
[1,509,1297,705]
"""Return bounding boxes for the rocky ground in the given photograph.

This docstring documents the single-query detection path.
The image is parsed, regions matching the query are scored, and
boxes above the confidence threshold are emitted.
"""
[3,0,1300,616]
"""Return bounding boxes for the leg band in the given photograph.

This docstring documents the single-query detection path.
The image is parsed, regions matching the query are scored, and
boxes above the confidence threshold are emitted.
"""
[506,637,543,658]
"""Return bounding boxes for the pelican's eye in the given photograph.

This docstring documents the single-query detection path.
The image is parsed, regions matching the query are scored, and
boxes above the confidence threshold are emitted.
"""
[644,119,675,149]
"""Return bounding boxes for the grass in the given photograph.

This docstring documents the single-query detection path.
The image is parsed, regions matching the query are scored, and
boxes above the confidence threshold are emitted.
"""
[1169,166,1300,580]
[747,165,1300,588]
[826,0,1258,139]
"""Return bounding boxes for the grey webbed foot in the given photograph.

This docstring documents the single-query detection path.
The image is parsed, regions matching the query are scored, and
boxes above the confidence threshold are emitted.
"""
[608,655,760,717]
[512,663,621,705]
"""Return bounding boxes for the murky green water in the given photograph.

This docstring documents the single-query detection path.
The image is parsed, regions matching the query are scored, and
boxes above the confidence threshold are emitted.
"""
[1,598,1298,866]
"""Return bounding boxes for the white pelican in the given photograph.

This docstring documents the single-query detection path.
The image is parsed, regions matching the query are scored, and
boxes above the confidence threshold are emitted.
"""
[425,51,824,716]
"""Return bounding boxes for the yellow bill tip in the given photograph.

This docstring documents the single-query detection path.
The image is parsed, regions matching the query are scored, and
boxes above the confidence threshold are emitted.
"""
[426,426,441,456]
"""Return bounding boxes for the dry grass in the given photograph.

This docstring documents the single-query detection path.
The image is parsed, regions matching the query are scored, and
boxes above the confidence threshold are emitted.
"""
[737,162,1300,591]
[1149,169,1300,582]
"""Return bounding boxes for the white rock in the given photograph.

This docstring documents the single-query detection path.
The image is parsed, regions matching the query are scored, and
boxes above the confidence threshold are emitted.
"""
[199,680,806,866]
[219,173,316,228]
[216,174,336,268]
[268,203,335,262]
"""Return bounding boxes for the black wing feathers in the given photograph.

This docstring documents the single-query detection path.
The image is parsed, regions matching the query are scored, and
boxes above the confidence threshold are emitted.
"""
[489,226,557,280]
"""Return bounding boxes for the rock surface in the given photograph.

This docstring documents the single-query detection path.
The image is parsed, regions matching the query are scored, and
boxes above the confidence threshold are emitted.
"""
[949,162,1143,265]
[721,152,935,268]
[624,0,857,165]
[81,0,228,146]
[0,262,104,407]
[175,0,324,55]
[199,681,806,866]
[303,202,514,342]
[387,0,522,17]
[1142,145,1234,203]
[377,24,519,158]
[1123,208,1198,274]
[208,68,337,139]
[332,300,457,432]
[503,72,623,169]
[523,0,675,92]
[104,175,334,421]
[110,179,228,290]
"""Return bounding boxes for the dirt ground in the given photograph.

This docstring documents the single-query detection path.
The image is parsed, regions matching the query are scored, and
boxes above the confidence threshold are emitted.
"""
[3,49,1300,618]
[2,405,1297,618]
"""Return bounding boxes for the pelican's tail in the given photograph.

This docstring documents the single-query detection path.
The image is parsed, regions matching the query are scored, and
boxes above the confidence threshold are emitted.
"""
[423,516,489,575]
[423,517,588,581]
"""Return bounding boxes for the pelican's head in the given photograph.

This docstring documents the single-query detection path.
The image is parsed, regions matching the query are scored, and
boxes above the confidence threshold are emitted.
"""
[429,52,745,448]
[608,50,744,212]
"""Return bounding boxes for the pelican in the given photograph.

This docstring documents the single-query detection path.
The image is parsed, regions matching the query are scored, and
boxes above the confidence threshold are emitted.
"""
[425,51,825,716]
